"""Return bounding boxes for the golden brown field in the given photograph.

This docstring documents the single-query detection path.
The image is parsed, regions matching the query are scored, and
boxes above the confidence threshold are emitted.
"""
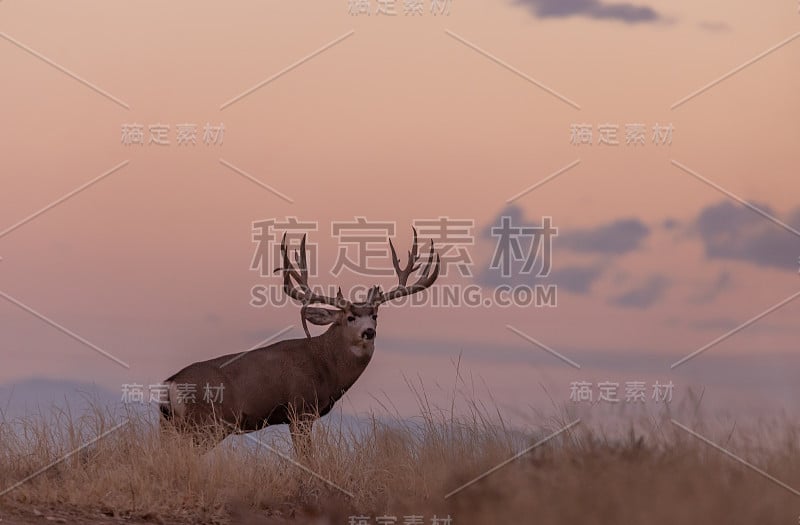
[1,385,798,525]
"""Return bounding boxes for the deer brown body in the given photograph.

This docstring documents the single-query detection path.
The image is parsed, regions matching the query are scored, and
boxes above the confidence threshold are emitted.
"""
[160,230,439,454]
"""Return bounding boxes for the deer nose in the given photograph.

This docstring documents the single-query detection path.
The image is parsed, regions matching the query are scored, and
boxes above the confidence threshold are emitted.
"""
[362,328,376,340]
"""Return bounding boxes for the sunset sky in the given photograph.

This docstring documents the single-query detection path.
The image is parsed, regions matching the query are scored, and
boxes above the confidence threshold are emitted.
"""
[1,0,798,424]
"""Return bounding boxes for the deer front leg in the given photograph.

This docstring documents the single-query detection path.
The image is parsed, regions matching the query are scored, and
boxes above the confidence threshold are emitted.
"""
[289,415,316,460]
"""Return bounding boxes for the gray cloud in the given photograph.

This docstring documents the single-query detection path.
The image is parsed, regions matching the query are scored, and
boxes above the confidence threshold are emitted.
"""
[694,201,800,272]
[478,261,605,294]
[481,206,651,256]
[476,204,549,286]
[476,205,648,295]
[513,0,663,23]
[547,264,605,294]
[559,218,650,255]
[479,204,535,239]
[662,218,679,230]
[610,274,669,308]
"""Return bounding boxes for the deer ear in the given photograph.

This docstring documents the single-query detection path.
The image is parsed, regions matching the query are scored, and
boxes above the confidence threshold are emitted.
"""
[303,307,341,326]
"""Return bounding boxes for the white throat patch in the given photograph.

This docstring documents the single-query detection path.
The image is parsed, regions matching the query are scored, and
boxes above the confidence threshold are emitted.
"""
[349,343,374,359]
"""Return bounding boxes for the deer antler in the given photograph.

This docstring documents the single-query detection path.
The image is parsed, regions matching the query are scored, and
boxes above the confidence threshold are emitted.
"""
[274,233,349,337]
[372,227,441,305]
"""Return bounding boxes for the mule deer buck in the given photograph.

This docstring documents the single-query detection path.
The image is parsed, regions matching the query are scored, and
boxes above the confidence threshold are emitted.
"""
[160,228,440,455]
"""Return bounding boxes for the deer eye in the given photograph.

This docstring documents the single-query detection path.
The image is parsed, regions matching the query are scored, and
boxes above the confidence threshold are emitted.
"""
[347,316,356,322]
[371,315,378,321]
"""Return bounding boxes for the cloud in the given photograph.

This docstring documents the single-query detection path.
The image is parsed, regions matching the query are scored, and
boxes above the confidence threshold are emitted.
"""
[610,274,669,308]
[662,218,680,230]
[479,204,535,239]
[480,205,651,257]
[475,205,544,289]
[476,205,647,295]
[477,261,605,293]
[694,201,800,272]
[547,264,605,294]
[559,218,650,255]
[513,0,664,24]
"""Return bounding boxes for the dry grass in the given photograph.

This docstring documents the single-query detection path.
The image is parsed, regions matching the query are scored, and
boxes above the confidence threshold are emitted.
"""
[0,384,798,524]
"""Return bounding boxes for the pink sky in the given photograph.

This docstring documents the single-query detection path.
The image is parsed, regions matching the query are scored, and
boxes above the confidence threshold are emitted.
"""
[1,0,798,421]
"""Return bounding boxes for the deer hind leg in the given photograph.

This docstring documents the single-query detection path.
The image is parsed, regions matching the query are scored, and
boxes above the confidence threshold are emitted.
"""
[160,415,225,453]
[158,381,234,453]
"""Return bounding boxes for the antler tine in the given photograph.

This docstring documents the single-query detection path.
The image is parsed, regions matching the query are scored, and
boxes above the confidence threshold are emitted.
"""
[408,226,422,273]
[405,243,440,290]
[388,227,421,287]
[388,238,404,282]
[277,233,349,311]
[298,234,309,281]
[277,233,305,302]
[409,226,419,263]
[365,285,382,304]
[418,250,440,287]
[290,235,314,298]
[334,287,349,309]
[280,233,300,275]
[374,229,441,305]
[418,239,437,280]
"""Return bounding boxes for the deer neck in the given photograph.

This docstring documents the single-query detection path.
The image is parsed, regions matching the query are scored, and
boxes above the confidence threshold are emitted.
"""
[316,325,374,390]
